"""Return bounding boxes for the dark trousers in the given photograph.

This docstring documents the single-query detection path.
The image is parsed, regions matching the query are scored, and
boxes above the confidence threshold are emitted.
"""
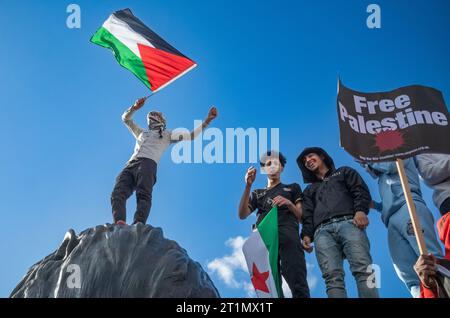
[111,158,157,224]
[279,224,310,298]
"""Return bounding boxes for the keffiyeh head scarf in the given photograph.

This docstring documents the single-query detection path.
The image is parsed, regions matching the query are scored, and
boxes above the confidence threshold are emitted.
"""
[147,111,166,138]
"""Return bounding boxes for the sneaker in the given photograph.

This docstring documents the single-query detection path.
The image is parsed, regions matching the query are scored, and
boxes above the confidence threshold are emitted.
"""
[115,220,127,226]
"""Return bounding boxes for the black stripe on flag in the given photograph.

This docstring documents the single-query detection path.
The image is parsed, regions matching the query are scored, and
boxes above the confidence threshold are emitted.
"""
[113,9,188,58]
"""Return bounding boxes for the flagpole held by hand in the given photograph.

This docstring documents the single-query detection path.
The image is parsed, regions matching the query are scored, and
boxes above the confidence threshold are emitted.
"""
[395,158,428,255]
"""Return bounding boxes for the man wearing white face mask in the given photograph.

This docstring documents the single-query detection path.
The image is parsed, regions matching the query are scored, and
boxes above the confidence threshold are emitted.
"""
[238,151,310,298]
[111,97,218,225]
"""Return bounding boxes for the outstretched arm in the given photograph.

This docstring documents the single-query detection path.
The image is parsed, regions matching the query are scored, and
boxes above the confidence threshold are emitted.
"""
[171,106,218,142]
[122,97,146,139]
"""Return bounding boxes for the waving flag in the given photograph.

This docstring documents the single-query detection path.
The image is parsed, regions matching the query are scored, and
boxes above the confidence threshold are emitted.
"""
[242,206,283,298]
[91,8,196,93]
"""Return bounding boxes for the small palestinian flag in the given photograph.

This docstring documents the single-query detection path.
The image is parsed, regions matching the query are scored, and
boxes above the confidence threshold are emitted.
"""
[91,8,196,93]
[242,206,283,298]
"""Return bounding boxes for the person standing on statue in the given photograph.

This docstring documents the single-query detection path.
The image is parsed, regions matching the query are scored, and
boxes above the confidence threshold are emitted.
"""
[111,97,217,225]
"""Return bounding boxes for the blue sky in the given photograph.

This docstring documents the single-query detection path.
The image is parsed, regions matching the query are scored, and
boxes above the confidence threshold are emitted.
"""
[0,0,449,298]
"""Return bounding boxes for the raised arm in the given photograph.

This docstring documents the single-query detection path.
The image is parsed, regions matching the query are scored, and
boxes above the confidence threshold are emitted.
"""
[367,161,397,175]
[122,97,146,139]
[238,166,257,220]
[171,106,218,142]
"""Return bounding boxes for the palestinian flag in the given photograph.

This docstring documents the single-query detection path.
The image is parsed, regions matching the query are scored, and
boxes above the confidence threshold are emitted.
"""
[242,206,283,298]
[90,8,196,93]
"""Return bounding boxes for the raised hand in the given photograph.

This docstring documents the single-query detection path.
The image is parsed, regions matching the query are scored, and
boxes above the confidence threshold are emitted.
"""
[206,106,218,123]
[131,97,147,111]
[245,166,256,187]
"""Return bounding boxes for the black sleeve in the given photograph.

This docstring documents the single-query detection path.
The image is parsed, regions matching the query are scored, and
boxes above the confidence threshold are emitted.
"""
[300,186,315,241]
[248,190,258,213]
[291,183,303,204]
[343,167,372,214]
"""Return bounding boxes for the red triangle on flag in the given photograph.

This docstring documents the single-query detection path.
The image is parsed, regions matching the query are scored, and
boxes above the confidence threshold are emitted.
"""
[138,44,196,92]
[251,263,270,293]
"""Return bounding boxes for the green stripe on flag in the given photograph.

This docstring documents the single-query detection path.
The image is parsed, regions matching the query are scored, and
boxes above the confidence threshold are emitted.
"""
[90,27,151,90]
[257,206,283,298]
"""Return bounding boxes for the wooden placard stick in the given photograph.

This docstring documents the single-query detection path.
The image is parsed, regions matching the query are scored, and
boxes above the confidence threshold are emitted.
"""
[395,158,428,255]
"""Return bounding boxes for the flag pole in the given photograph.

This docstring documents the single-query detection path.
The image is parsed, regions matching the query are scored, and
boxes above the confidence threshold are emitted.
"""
[395,158,428,255]
[144,92,155,100]
[337,74,341,94]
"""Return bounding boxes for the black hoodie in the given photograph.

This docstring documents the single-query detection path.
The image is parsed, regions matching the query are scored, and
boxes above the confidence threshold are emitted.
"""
[296,147,371,241]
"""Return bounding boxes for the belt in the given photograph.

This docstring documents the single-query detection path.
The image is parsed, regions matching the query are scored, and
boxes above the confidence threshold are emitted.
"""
[319,215,354,228]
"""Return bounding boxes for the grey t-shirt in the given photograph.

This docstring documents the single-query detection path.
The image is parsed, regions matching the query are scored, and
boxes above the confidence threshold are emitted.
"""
[122,107,179,164]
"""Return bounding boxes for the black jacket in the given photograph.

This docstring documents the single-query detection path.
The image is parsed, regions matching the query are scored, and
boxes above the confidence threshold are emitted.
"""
[297,147,371,241]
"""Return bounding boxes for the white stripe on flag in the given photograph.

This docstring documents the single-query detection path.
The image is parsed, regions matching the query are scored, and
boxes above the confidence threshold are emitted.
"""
[103,14,155,58]
[242,230,278,298]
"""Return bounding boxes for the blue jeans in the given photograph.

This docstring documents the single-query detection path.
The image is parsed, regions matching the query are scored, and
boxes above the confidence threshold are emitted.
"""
[314,217,379,298]
[387,201,443,298]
